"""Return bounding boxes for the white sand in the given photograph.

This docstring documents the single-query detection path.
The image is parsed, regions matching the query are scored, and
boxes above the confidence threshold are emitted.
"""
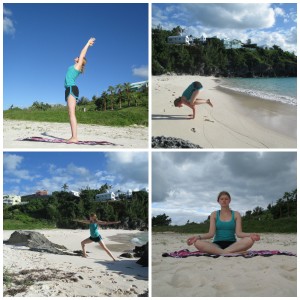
[3,229,148,297]
[152,75,296,148]
[3,120,148,149]
[152,232,296,297]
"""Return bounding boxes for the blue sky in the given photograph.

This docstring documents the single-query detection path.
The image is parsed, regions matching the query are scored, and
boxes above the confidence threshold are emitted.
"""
[153,3,297,53]
[3,3,148,109]
[152,152,296,225]
[4,152,148,196]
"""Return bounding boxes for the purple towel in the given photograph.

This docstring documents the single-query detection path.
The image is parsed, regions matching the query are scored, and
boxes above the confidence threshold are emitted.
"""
[162,249,296,259]
[17,136,118,146]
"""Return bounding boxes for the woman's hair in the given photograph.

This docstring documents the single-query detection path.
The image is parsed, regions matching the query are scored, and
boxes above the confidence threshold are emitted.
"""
[193,81,203,89]
[90,213,98,220]
[217,191,231,202]
[174,97,182,107]
[80,57,87,73]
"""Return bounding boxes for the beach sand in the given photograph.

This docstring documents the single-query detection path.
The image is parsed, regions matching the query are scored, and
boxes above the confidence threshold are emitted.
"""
[152,75,296,148]
[3,120,148,149]
[3,229,148,297]
[152,232,297,297]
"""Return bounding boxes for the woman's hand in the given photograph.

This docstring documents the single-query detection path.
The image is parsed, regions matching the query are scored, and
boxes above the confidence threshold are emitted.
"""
[250,233,260,241]
[187,236,198,246]
[87,37,96,46]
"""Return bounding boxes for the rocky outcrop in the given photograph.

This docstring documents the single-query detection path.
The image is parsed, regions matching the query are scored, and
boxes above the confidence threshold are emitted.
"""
[152,136,202,148]
[4,231,78,256]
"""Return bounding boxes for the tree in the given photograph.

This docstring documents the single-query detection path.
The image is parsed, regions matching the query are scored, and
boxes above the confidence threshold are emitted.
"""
[116,84,124,109]
[152,213,172,226]
[123,82,132,107]
[61,183,69,192]
[107,86,115,110]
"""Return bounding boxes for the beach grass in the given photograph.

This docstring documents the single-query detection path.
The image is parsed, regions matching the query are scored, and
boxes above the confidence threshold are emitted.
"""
[3,218,56,230]
[4,106,148,127]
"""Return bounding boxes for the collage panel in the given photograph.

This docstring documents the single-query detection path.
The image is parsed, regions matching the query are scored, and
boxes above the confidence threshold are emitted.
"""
[152,3,296,149]
[4,3,149,149]
[3,151,149,297]
[151,151,297,297]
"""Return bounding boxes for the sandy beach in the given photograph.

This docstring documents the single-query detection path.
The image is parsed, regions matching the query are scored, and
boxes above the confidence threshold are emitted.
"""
[3,229,148,297]
[3,120,148,149]
[152,232,296,297]
[152,75,296,148]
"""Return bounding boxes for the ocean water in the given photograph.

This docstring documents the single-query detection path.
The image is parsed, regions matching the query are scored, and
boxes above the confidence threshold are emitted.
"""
[131,231,148,246]
[219,77,297,106]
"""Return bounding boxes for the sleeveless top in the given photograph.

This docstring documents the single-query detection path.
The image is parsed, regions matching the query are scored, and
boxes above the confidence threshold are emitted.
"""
[64,65,81,87]
[89,222,100,238]
[213,210,236,242]
[182,81,203,101]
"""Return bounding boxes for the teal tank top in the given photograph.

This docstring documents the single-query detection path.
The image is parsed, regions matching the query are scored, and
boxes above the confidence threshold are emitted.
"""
[89,223,100,238]
[182,81,203,101]
[64,65,81,87]
[213,210,236,242]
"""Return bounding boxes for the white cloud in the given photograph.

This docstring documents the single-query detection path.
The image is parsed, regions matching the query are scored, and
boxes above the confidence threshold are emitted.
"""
[132,65,148,78]
[3,7,16,36]
[4,154,23,171]
[152,3,296,52]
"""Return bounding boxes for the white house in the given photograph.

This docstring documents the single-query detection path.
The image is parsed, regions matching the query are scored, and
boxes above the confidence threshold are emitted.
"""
[222,38,243,49]
[199,34,207,43]
[140,187,149,193]
[95,192,116,202]
[70,190,80,197]
[168,35,190,45]
[3,195,22,205]
[130,81,148,92]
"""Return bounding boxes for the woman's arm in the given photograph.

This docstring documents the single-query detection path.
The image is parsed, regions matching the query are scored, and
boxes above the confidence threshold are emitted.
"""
[187,212,216,245]
[73,219,90,224]
[235,212,260,241]
[97,220,121,225]
[75,37,96,70]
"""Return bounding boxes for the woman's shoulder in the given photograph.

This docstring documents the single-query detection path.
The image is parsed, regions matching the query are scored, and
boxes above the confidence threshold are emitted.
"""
[211,211,218,217]
[233,211,241,217]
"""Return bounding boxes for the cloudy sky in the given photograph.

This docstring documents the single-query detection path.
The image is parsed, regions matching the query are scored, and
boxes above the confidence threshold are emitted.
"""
[4,152,148,196]
[152,3,297,53]
[152,152,296,225]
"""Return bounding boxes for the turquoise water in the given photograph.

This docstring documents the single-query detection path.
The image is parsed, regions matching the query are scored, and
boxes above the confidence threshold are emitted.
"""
[131,231,148,246]
[219,77,297,106]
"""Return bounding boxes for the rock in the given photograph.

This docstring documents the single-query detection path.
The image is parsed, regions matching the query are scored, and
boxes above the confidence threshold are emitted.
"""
[120,253,133,258]
[4,230,77,256]
[152,136,202,148]
[136,243,148,267]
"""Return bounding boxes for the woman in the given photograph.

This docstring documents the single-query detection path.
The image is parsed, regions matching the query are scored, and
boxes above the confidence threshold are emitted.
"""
[74,213,120,260]
[187,191,260,255]
[174,81,213,119]
[64,37,96,143]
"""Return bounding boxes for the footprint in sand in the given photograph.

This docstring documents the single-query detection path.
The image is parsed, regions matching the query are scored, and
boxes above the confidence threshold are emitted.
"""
[191,128,196,133]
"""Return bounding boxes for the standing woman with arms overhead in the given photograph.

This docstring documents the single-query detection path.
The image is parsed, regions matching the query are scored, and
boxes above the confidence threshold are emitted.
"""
[64,37,96,143]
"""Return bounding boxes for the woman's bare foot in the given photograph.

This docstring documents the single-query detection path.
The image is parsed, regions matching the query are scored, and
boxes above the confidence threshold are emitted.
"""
[207,99,213,107]
[82,253,88,258]
[67,137,78,143]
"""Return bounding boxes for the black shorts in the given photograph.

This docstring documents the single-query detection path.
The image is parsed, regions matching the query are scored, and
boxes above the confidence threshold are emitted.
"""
[89,235,102,243]
[213,241,236,249]
[65,85,79,101]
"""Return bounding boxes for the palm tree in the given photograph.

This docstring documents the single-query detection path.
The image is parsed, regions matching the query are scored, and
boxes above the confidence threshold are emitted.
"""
[116,84,124,109]
[123,82,131,107]
[107,86,115,110]
[62,183,69,192]
[101,91,108,111]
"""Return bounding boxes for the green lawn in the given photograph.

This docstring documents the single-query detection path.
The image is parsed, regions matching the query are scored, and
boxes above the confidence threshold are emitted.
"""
[4,106,148,127]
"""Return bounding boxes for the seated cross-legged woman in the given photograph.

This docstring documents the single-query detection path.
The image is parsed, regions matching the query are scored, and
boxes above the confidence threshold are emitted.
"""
[186,191,260,255]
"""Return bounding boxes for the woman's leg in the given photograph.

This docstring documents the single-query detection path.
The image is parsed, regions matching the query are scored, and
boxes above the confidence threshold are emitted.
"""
[67,95,78,143]
[194,240,225,255]
[81,238,93,257]
[98,240,116,261]
[223,237,254,254]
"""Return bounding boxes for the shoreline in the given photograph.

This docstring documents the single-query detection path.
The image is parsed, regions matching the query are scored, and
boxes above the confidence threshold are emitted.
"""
[152,75,296,148]
[3,229,148,297]
[3,119,148,149]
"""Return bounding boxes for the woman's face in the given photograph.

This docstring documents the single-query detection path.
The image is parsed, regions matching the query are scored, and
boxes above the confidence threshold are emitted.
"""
[218,194,231,207]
